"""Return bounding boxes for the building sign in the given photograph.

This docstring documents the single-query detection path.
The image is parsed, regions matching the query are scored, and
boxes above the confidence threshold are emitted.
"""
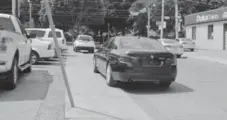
[185,7,227,25]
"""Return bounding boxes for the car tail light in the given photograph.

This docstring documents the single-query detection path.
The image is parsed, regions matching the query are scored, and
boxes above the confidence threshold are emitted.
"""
[0,37,12,53]
[165,55,177,65]
[47,43,52,50]
[110,55,134,68]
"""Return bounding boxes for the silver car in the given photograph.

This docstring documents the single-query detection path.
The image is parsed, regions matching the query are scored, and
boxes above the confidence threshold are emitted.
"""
[176,38,195,51]
[158,39,184,58]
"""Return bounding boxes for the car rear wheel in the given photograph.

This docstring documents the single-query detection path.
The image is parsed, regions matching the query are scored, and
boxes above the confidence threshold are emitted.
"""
[4,58,18,90]
[106,64,117,87]
[159,81,172,88]
[74,47,79,52]
[93,57,99,73]
[177,55,181,58]
[31,51,39,64]
[89,49,94,53]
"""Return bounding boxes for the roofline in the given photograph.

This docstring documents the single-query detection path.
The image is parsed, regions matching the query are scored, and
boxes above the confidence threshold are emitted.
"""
[185,7,227,17]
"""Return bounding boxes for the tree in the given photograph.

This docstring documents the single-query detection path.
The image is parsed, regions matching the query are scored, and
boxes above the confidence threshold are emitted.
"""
[0,0,12,14]
[128,0,227,37]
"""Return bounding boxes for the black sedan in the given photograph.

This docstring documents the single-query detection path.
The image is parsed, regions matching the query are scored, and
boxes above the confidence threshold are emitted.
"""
[93,36,177,88]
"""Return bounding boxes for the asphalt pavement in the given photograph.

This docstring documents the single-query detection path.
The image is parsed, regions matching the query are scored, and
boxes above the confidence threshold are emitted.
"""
[1,47,227,120]
[65,47,227,120]
[0,56,66,120]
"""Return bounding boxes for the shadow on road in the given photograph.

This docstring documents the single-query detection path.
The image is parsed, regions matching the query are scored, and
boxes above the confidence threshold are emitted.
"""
[35,62,62,66]
[0,70,53,101]
[121,82,194,95]
[179,56,188,59]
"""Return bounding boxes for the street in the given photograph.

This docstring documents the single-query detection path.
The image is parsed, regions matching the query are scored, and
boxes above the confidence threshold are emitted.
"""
[0,46,227,120]
[65,47,227,120]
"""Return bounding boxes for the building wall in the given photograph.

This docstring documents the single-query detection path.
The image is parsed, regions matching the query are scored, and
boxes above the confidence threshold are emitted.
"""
[186,21,226,50]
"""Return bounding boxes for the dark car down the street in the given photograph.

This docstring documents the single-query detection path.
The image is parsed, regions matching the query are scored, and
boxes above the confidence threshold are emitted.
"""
[93,36,177,88]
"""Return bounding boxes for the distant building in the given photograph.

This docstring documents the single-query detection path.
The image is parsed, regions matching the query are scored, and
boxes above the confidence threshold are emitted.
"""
[185,7,227,51]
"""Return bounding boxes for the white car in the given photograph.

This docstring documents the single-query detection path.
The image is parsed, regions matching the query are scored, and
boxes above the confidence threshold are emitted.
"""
[0,13,32,90]
[28,37,55,64]
[25,28,68,53]
[158,38,184,58]
[73,35,95,53]
[176,38,195,51]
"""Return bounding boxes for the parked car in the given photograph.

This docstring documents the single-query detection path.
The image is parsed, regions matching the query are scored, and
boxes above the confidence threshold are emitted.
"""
[25,34,55,64]
[25,28,68,54]
[73,35,95,53]
[93,36,177,88]
[158,38,184,58]
[0,13,33,90]
[176,38,195,51]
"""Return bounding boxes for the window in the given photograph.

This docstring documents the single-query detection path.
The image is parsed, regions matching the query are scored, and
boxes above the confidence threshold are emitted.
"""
[0,17,15,32]
[48,31,62,38]
[208,25,213,39]
[192,26,196,40]
[119,37,166,50]
[77,36,93,41]
[26,30,46,37]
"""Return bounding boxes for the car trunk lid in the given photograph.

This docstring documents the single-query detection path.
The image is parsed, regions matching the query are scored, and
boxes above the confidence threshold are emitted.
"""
[124,49,174,67]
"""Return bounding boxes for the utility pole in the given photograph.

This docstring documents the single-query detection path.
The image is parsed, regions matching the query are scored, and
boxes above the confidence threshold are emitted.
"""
[43,0,75,108]
[108,23,110,39]
[147,6,151,37]
[160,0,165,39]
[28,0,32,28]
[12,0,19,18]
[175,0,179,39]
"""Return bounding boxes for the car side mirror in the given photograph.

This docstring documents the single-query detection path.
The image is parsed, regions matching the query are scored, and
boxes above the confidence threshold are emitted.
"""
[27,33,36,38]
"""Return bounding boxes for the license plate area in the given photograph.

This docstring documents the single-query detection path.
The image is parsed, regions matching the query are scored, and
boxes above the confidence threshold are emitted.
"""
[140,58,163,67]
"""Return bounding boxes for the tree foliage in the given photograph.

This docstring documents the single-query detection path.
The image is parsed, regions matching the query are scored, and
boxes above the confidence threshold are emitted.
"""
[129,0,227,37]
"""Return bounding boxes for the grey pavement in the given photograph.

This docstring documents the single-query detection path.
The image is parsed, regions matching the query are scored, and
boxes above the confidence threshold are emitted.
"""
[184,49,227,65]
[65,47,227,120]
[0,57,65,120]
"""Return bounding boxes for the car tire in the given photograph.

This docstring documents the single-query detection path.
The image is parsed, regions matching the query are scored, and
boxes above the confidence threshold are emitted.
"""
[177,55,181,58]
[93,57,99,73]
[90,49,94,53]
[159,81,172,88]
[31,51,39,64]
[4,57,18,90]
[106,63,117,87]
[190,49,194,52]
[74,47,78,52]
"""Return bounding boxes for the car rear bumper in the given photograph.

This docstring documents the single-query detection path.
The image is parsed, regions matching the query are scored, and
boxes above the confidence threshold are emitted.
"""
[168,48,184,55]
[111,65,177,82]
[40,50,55,58]
[75,46,94,50]
[183,44,195,49]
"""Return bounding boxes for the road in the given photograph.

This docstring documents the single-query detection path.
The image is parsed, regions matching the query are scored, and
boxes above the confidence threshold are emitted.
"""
[65,47,227,120]
[0,57,66,120]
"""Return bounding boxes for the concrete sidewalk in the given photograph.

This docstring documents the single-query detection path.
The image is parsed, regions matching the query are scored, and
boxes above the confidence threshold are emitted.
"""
[184,50,227,65]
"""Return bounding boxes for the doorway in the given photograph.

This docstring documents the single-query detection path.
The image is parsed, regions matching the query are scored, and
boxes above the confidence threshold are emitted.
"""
[223,23,227,50]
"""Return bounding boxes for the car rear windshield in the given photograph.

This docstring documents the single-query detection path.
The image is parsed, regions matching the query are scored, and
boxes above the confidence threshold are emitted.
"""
[181,38,192,41]
[26,30,46,37]
[78,36,93,41]
[162,39,179,44]
[119,38,166,50]
[48,31,62,38]
[0,17,15,32]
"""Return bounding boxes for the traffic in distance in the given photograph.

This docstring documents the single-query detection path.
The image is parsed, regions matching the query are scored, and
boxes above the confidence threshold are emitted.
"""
[0,13,195,90]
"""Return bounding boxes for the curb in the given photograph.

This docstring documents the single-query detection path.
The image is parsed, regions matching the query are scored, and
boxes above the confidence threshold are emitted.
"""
[188,56,227,65]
